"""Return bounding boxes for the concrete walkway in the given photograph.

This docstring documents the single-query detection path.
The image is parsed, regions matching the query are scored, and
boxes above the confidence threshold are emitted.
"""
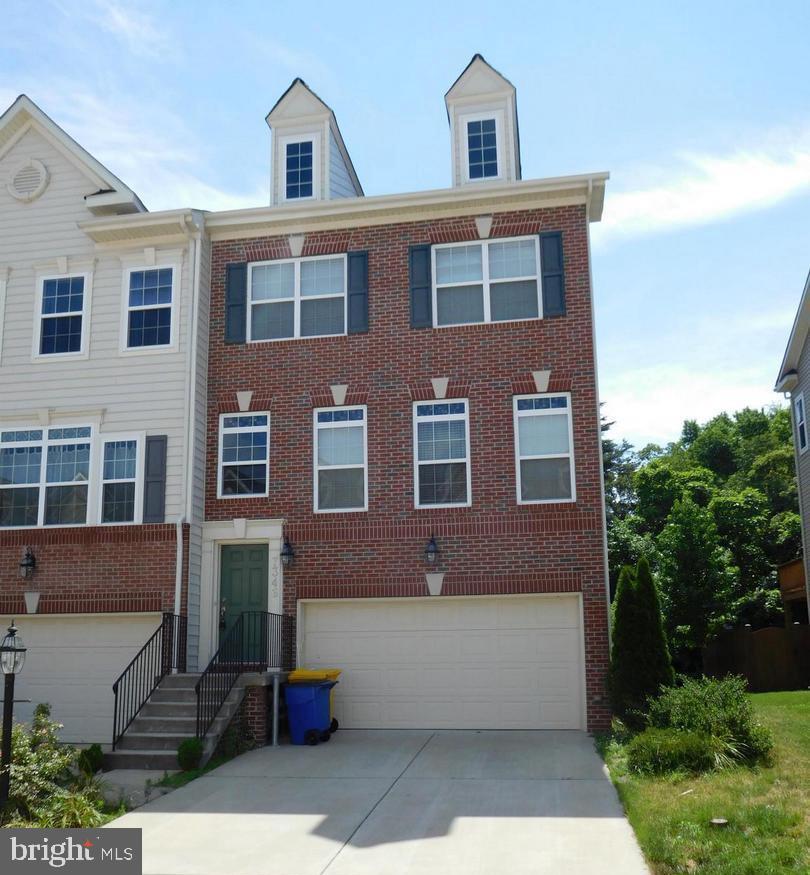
[110,730,649,875]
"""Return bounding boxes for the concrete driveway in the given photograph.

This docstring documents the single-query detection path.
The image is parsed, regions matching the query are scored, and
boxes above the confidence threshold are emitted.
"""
[111,730,648,875]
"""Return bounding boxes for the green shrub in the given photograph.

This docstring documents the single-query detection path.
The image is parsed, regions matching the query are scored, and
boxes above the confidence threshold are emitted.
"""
[77,743,104,776]
[177,737,203,771]
[2,703,104,827]
[648,675,773,763]
[626,727,722,774]
[608,557,675,728]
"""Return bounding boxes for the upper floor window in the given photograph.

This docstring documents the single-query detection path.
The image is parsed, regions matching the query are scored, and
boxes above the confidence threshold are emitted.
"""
[795,393,807,454]
[285,141,314,199]
[126,268,174,349]
[37,275,88,357]
[514,394,575,504]
[413,401,471,508]
[218,414,270,497]
[467,118,498,179]
[432,236,540,327]
[314,407,367,512]
[0,426,144,527]
[249,255,346,341]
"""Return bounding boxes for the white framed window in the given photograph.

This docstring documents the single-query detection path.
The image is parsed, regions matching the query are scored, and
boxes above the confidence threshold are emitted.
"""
[313,406,367,513]
[413,400,471,508]
[218,414,270,498]
[432,236,541,328]
[0,426,92,527]
[278,132,321,203]
[99,436,143,523]
[514,393,576,504]
[33,273,92,359]
[795,393,808,454]
[249,254,347,342]
[121,264,179,352]
[460,110,504,183]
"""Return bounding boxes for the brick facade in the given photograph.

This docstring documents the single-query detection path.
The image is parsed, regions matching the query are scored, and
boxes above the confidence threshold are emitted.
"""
[206,204,611,731]
[0,524,189,616]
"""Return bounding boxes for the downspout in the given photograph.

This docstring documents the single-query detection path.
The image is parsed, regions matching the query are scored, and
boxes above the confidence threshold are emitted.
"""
[585,181,613,651]
[174,516,185,619]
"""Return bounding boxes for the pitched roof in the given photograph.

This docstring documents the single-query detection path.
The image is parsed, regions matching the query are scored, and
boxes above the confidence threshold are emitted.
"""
[776,268,810,391]
[0,94,145,214]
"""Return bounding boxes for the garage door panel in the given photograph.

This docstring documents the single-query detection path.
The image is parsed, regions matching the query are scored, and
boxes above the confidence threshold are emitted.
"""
[13,615,162,744]
[302,596,583,730]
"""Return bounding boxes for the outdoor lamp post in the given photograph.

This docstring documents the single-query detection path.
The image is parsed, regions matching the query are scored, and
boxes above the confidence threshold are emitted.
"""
[0,621,26,808]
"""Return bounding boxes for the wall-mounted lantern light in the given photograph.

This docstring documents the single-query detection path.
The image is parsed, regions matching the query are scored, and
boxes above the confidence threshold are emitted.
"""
[19,548,35,580]
[280,538,296,568]
[425,535,439,565]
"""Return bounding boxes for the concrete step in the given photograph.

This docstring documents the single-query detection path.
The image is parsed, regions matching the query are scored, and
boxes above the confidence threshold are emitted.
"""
[123,732,190,751]
[151,687,197,703]
[158,674,201,690]
[105,749,179,771]
[140,701,197,718]
[130,715,198,734]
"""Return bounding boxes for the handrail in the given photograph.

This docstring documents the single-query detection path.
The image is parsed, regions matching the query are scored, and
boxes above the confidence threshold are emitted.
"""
[195,611,292,739]
[112,613,187,750]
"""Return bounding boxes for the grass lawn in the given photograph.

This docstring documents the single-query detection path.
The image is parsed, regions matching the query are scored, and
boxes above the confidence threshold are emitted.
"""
[600,691,810,874]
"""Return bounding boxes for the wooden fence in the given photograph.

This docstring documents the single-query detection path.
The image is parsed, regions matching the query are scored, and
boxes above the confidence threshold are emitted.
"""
[703,625,810,692]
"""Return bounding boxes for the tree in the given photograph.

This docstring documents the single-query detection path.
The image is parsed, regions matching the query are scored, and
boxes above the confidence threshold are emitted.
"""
[691,414,740,478]
[656,497,735,659]
[608,557,674,727]
[606,515,656,598]
[709,488,771,591]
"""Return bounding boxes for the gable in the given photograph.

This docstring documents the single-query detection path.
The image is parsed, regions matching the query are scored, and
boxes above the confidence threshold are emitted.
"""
[266,80,330,125]
[445,55,515,102]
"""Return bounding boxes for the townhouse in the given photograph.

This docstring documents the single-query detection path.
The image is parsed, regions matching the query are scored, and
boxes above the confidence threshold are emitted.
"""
[0,54,611,745]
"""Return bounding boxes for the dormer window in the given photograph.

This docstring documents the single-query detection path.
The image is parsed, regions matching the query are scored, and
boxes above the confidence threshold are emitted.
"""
[285,140,314,200]
[467,118,498,179]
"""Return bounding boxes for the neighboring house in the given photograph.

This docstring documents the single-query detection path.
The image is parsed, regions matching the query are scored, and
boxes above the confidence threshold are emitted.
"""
[199,55,612,732]
[776,268,810,625]
[0,96,209,743]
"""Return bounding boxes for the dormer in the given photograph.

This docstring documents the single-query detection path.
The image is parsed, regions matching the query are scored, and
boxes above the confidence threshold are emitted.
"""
[445,55,521,188]
[266,79,363,206]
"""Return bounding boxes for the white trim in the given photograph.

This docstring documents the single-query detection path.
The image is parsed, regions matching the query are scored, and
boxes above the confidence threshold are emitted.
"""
[459,109,505,184]
[31,270,93,362]
[217,412,271,499]
[278,131,322,204]
[513,392,576,504]
[413,399,472,509]
[6,157,49,202]
[296,592,586,731]
[0,270,8,365]
[431,235,542,328]
[313,405,368,513]
[795,392,808,455]
[97,432,145,525]
[247,252,347,343]
[119,258,182,355]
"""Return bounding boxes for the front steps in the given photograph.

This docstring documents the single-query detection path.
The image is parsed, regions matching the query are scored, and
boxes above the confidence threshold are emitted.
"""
[105,673,247,771]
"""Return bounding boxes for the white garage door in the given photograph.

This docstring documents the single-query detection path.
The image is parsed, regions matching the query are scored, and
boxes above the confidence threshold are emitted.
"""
[12,614,163,745]
[300,595,584,730]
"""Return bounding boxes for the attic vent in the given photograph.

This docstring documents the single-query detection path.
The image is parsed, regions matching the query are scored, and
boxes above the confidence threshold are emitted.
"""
[7,159,49,202]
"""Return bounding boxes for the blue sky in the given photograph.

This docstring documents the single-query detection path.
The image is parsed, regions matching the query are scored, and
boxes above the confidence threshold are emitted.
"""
[3,0,810,447]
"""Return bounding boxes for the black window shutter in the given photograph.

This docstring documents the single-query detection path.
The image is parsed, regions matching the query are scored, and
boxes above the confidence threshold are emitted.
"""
[143,435,167,523]
[409,244,432,328]
[225,262,247,343]
[539,232,565,317]
[347,250,369,334]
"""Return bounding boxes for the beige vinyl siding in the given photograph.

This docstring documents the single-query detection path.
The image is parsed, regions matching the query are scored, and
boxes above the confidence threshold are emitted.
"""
[0,126,191,521]
[329,130,357,199]
[792,340,810,612]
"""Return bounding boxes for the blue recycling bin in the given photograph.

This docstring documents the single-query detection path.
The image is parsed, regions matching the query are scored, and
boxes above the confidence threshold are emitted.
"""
[284,680,337,745]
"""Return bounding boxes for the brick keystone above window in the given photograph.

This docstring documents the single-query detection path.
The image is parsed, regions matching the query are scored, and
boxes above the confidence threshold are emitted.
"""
[511,370,572,395]
[214,390,274,413]
[408,380,471,402]
[308,385,369,407]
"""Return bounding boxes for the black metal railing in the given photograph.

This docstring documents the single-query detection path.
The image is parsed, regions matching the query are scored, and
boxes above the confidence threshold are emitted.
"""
[112,613,187,750]
[195,611,292,739]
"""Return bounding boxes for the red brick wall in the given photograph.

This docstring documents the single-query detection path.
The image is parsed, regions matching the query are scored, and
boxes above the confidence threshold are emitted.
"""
[207,204,610,730]
[0,524,188,616]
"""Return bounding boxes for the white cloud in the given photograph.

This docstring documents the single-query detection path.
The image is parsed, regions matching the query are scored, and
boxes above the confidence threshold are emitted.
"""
[601,362,784,449]
[89,0,169,58]
[594,126,810,245]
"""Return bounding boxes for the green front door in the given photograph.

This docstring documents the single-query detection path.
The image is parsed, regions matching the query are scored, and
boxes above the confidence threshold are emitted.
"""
[219,545,269,646]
